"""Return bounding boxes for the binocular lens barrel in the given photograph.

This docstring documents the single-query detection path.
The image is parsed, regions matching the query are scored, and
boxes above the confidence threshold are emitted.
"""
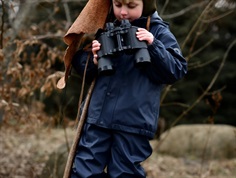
[135,48,151,64]
[98,56,115,75]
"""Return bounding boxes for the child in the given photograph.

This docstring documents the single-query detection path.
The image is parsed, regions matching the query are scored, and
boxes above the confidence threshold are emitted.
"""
[70,0,187,177]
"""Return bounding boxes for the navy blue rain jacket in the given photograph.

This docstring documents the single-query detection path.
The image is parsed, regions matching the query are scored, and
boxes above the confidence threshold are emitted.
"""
[72,12,187,138]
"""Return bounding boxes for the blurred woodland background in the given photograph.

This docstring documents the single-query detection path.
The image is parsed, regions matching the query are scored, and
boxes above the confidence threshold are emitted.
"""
[0,0,236,178]
[0,0,235,130]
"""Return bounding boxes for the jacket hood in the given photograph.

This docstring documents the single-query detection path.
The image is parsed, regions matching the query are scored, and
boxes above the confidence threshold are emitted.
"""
[130,12,165,28]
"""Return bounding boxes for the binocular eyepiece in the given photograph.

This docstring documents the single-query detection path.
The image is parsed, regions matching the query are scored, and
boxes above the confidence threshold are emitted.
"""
[96,20,151,75]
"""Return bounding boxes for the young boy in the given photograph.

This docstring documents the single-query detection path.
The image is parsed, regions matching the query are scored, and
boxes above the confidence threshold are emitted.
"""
[71,0,187,177]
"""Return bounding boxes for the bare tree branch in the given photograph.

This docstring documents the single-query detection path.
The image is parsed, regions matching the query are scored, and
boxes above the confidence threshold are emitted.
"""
[186,39,214,61]
[161,102,190,108]
[202,10,234,23]
[161,1,208,19]
[188,57,219,70]
[0,0,5,49]
[63,2,72,30]
[181,1,215,52]
[160,0,170,16]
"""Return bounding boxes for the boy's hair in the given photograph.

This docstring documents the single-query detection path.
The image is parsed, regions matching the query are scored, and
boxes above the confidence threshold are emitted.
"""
[112,0,157,17]
[114,0,136,3]
[143,0,157,17]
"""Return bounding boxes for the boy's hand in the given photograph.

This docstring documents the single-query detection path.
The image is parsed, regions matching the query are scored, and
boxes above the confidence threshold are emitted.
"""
[92,40,101,65]
[136,28,154,45]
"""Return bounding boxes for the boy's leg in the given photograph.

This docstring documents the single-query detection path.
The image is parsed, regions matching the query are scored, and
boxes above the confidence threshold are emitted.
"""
[71,123,112,178]
[107,131,152,178]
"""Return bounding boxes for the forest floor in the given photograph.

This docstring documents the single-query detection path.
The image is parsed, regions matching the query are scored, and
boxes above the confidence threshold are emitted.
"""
[0,125,236,178]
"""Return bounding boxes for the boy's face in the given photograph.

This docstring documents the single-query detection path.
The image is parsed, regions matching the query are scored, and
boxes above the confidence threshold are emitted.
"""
[112,0,143,22]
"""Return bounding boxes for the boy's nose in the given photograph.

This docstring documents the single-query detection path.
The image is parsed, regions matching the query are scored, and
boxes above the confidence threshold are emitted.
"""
[120,7,128,16]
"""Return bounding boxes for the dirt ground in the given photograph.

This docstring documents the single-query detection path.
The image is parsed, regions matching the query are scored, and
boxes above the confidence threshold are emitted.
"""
[0,126,236,178]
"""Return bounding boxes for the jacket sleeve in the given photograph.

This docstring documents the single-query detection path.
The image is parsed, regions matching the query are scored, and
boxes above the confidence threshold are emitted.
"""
[145,23,187,84]
[72,49,98,84]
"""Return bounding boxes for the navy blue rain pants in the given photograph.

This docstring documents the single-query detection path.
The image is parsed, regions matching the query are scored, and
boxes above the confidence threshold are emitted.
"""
[70,123,152,178]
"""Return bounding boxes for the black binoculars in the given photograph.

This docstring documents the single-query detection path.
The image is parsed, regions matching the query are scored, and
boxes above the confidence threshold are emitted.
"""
[96,20,151,75]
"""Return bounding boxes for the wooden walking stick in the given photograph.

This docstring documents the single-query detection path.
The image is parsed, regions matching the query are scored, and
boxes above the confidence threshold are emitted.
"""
[63,78,96,178]
[62,45,96,178]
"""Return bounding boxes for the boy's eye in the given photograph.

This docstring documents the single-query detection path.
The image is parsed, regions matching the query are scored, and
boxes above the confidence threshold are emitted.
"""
[114,2,122,7]
[127,3,137,9]
[114,1,137,9]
